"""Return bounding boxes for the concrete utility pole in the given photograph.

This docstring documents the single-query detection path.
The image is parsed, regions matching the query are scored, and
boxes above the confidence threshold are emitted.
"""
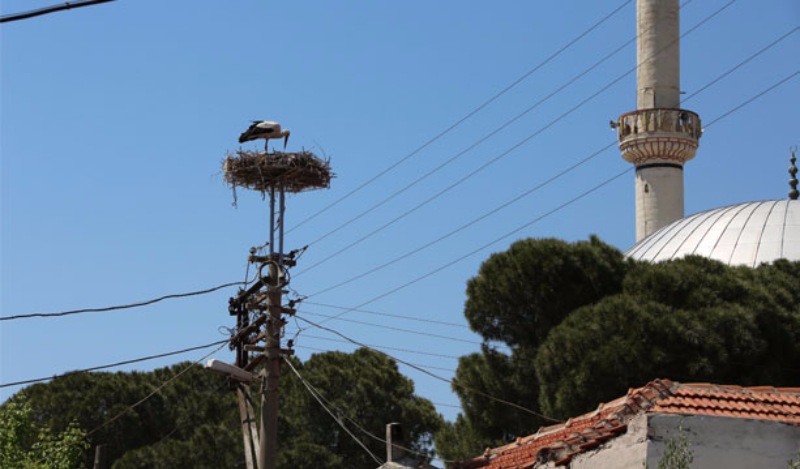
[259,186,285,469]
[222,141,332,469]
[613,0,702,241]
[92,445,106,469]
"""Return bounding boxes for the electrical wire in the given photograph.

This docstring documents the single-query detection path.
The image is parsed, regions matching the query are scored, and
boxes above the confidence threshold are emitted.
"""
[295,0,735,277]
[702,70,799,129]
[0,0,115,23]
[306,54,786,322]
[286,0,633,235]
[283,356,453,464]
[283,357,384,466]
[301,32,637,251]
[85,341,228,437]
[304,301,468,329]
[294,333,461,360]
[294,316,561,423]
[0,280,250,321]
[306,142,617,298]
[294,344,456,373]
[683,26,798,104]
[297,310,480,345]
[0,340,228,388]
[301,167,632,329]
[3,20,782,326]
[0,2,759,327]
[301,19,790,325]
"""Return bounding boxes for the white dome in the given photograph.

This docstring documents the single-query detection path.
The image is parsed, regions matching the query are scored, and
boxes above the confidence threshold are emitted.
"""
[626,200,800,267]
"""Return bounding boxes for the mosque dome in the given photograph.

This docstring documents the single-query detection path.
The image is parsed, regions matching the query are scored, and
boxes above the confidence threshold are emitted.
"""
[626,199,800,267]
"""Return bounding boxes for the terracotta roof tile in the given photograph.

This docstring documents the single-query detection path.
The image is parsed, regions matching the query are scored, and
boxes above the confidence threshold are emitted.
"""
[455,379,800,469]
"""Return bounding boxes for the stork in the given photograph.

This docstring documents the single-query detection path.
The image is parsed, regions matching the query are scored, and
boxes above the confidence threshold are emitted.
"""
[238,120,290,152]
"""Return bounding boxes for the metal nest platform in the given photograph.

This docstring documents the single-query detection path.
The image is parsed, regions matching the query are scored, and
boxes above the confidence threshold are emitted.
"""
[223,150,333,194]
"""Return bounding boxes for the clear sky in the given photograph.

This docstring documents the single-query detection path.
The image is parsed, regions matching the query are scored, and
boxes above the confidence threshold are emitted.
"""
[1,0,798,440]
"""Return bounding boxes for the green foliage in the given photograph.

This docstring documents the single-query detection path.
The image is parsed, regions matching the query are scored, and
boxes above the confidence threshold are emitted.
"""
[537,256,800,418]
[438,235,800,462]
[464,236,628,347]
[0,398,89,469]
[278,348,443,468]
[14,362,241,468]
[658,419,693,469]
[789,450,800,469]
[7,348,442,468]
[437,236,629,461]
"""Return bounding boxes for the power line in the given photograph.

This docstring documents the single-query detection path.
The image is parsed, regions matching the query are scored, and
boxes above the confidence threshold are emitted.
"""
[304,63,783,327]
[85,342,227,437]
[703,70,799,129]
[294,316,561,423]
[297,310,480,345]
[294,345,457,373]
[2,16,779,326]
[284,356,455,464]
[0,280,248,321]
[303,21,786,299]
[301,4,782,321]
[301,29,638,251]
[285,0,633,234]
[283,357,384,466]
[301,167,631,329]
[683,26,799,103]
[0,340,228,388]
[0,0,115,23]
[0,3,753,327]
[304,301,468,328]
[294,333,462,360]
[306,142,617,298]
[295,0,734,278]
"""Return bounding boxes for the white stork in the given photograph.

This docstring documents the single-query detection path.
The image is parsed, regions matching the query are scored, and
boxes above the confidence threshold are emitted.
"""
[238,120,290,151]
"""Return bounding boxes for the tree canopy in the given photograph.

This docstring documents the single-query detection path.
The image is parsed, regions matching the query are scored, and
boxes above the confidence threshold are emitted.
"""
[4,347,442,468]
[436,236,800,463]
[0,398,89,469]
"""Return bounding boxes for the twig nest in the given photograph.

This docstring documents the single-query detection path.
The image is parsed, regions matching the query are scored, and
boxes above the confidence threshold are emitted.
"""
[223,150,333,194]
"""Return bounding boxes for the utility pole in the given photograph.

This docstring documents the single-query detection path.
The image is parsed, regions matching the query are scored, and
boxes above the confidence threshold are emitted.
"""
[259,186,285,469]
[222,142,332,469]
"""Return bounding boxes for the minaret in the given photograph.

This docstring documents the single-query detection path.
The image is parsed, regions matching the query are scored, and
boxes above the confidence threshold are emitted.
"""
[614,0,702,241]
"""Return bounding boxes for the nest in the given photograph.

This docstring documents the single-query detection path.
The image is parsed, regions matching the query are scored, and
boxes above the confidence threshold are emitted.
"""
[223,150,333,194]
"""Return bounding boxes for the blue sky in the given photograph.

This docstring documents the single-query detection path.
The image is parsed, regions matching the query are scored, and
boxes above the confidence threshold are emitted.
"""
[1,0,798,440]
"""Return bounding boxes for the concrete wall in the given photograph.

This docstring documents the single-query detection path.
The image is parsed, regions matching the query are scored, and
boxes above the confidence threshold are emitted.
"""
[570,413,649,468]
[540,413,800,468]
[645,414,800,469]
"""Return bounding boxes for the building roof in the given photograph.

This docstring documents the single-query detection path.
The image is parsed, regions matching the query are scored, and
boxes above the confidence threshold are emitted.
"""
[455,379,800,469]
[626,200,800,267]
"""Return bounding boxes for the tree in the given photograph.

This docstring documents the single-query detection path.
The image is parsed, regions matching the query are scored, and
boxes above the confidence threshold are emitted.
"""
[437,236,629,461]
[537,256,800,418]
[8,348,442,468]
[436,236,800,462]
[0,398,89,468]
[278,347,443,469]
[16,362,242,468]
[463,236,628,347]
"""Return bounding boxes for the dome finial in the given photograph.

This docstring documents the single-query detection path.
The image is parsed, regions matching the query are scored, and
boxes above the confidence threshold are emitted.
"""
[790,146,798,201]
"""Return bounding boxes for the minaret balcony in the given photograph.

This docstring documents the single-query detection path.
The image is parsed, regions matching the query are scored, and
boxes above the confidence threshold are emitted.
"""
[614,108,702,165]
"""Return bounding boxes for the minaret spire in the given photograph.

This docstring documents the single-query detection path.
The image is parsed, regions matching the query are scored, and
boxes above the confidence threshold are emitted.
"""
[614,0,702,241]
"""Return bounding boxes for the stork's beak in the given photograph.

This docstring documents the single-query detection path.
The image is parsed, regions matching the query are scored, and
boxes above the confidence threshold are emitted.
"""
[283,132,290,149]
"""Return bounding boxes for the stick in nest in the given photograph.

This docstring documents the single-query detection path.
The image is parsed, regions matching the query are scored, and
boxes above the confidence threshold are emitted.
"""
[223,150,333,194]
